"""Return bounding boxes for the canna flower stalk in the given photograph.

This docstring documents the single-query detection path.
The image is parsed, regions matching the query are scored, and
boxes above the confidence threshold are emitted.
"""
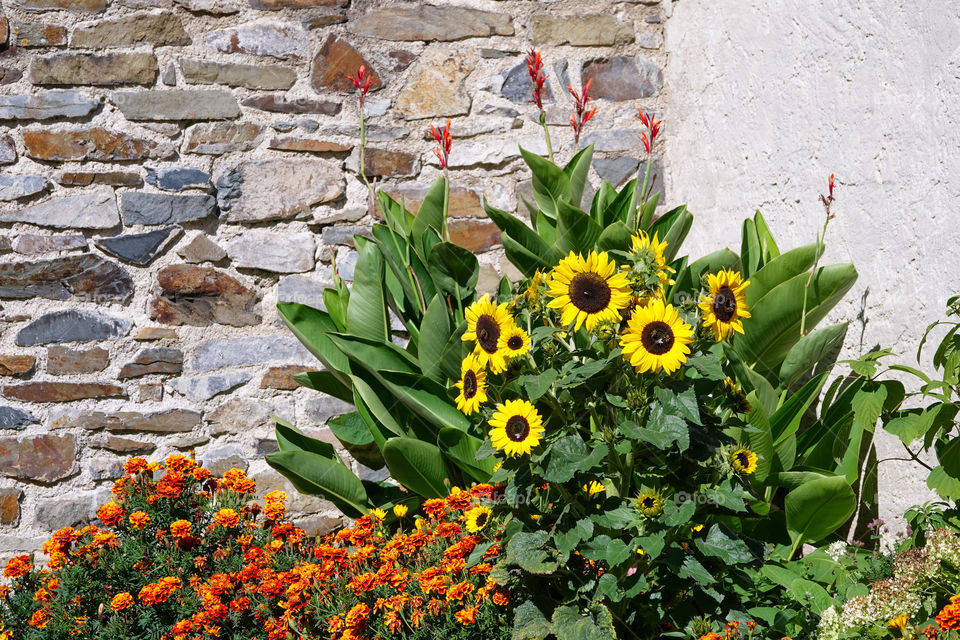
[526,50,554,163]
[636,110,663,213]
[350,65,375,190]
[800,173,837,336]
[568,79,597,148]
[430,118,453,170]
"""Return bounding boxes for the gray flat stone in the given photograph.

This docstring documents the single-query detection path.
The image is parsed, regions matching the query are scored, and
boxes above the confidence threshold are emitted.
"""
[199,443,247,476]
[0,407,38,430]
[205,21,309,61]
[176,232,225,263]
[501,62,555,104]
[166,371,253,401]
[95,226,181,265]
[0,254,133,302]
[145,166,211,191]
[581,129,646,153]
[120,192,216,225]
[190,335,313,371]
[276,273,332,309]
[216,157,343,223]
[110,89,240,121]
[0,175,49,201]
[11,234,87,254]
[594,157,640,187]
[180,58,296,90]
[0,91,100,120]
[225,229,315,273]
[303,394,352,425]
[16,309,132,346]
[0,191,118,229]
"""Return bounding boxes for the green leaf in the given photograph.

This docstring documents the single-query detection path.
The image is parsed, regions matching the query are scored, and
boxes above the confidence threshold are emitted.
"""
[753,210,781,263]
[939,438,960,478]
[851,384,888,431]
[555,201,602,255]
[380,370,471,433]
[695,525,756,565]
[649,205,692,262]
[418,295,452,383]
[747,244,818,306]
[741,217,761,277]
[346,240,389,342]
[437,428,496,482]
[410,176,447,257]
[654,387,702,426]
[276,302,349,380]
[562,144,594,208]
[521,146,570,218]
[289,370,353,403]
[382,437,450,498]
[928,465,960,500]
[518,369,558,401]
[327,333,418,376]
[678,555,715,584]
[541,435,607,482]
[484,199,561,276]
[323,287,346,331]
[596,221,633,253]
[785,476,856,548]
[507,531,561,574]
[629,404,689,451]
[551,605,616,640]
[274,418,337,459]
[427,241,479,295]
[512,601,552,640]
[328,412,385,470]
[265,450,368,518]
[779,322,848,388]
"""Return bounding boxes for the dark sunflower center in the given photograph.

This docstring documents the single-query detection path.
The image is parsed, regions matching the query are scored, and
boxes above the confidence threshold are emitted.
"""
[475,314,501,354]
[641,497,655,509]
[505,416,530,442]
[507,335,523,351]
[462,370,478,399]
[713,286,737,322]
[640,321,675,355]
[735,452,750,467]
[475,512,489,528]
[568,272,612,314]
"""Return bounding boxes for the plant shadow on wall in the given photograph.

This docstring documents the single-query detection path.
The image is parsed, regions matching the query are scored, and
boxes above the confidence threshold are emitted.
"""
[263,51,910,639]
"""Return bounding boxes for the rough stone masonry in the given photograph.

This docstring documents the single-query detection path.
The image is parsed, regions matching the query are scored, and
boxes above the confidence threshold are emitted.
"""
[0,0,669,554]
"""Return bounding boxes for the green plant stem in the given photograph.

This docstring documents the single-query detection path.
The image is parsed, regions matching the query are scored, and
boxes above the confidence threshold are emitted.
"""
[800,215,831,336]
[539,111,555,164]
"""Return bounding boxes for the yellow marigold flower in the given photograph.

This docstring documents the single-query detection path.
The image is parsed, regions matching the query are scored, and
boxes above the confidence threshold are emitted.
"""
[264,490,287,503]
[414,518,425,531]
[464,506,492,533]
[888,614,908,634]
[213,508,240,528]
[455,605,478,625]
[110,592,134,611]
[370,508,386,521]
[393,504,408,518]
[731,447,758,475]
[128,511,151,530]
[169,520,192,538]
[699,268,751,341]
[582,480,605,496]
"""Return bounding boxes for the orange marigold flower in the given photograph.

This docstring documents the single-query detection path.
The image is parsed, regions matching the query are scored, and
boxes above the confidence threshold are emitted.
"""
[492,589,510,606]
[233,478,256,494]
[97,501,125,527]
[214,508,240,528]
[165,454,196,474]
[156,471,185,498]
[220,468,247,490]
[171,620,193,634]
[345,602,370,629]
[263,501,285,521]
[169,520,192,538]
[128,511,151,530]
[455,605,478,625]
[0,585,10,599]
[445,580,475,602]
[124,457,148,474]
[445,489,472,511]
[28,608,51,629]
[4,555,31,579]
[937,602,960,631]
[698,634,724,640]
[423,498,446,519]
[110,592,134,611]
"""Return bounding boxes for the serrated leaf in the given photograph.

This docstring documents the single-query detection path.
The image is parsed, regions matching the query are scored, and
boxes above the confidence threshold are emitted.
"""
[695,524,756,564]
[507,531,561,574]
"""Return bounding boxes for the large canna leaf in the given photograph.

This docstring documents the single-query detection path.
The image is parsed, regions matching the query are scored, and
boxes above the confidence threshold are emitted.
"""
[600,178,638,228]
[276,302,350,382]
[346,238,389,342]
[427,242,479,296]
[351,374,404,442]
[733,264,858,373]
[274,417,337,460]
[327,333,419,375]
[382,437,451,498]
[670,248,741,300]
[328,412,385,470]
[410,176,448,257]
[740,217,761,278]
[376,191,414,235]
[555,201,602,255]
[265,450,369,518]
[290,370,353,403]
[380,370,471,433]
[484,200,561,275]
[437,428,497,482]
[746,244,818,306]
[562,144,594,209]
[596,221,633,253]
[649,205,692,262]
[753,210,781,263]
[785,475,855,553]
[521,147,570,218]
[418,295,453,383]
[778,322,848,389]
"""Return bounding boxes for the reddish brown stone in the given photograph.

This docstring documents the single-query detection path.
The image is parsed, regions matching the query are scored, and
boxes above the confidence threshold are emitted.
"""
[261,365,312,390]
[16,0,105,10]
[183,122,262,155]
[385,185,484,218]
[0,17,8,47]
[267,137,351,153]
[89,433,157,454]
[310,34,381,94]
[0,434,77,483]
[11,23,67,47]
[0,488,22,525]
[363,148,419,178]
[241,94,341,115]
[2,382,124,402]
[449,219,501,252]
[251,0,346,7]
[0,355,35,376]
[303,11,346,29]
[151,265,260,327]
[57,171,142,187]
[46,346,109,375]
[23,128,175,162]
[389,49,416,72]
[0,255,133,303]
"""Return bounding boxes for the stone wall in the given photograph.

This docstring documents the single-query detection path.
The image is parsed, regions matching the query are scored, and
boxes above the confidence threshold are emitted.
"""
[0,0,668,552]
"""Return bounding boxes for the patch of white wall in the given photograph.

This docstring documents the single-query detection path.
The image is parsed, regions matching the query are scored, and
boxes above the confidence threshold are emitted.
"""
[664,1,960,530]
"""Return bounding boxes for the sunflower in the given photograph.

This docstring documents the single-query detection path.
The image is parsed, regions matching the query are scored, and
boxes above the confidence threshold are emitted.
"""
[498,325,531,360]
[630,231,676,289]
[546,251,632,332]
[699,269,751,341]
[455,354,488,415]
[635,489,664,518]
[730,447,758,475]
[464,506,492,533]
[582,480,605,497]
[620,298,695,374]
[489,399,544,458]
[462,295,513,373]
[723,377,752,413]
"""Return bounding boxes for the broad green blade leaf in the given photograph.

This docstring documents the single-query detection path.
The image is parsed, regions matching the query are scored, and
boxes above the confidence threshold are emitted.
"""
[437,428,496,482]
[380,370,470,432]
[744,392,777,483]
[427,241,479,295]
[555,201,602,256]
[346,239,389,342]
[274,417,337,459]
[649,205,692,262]
[779,322,848,389]
[741,217,760,278]
[265,450,368,518]
[671,248,741,300]
[439,322,469,382]
[382,437,450,497]
[521,146,570,218]
[753,210,781,263]
[562,144,594,209]
[733,264,858,373]
[785,475,855,548]
[596,221,632,253]
[928,465,960,500]
[601,178,637,227]
[747,244,818,306]
[290,370,353,403]
[276,302,349,381]
[418,295,453,383]
[328,412,385,470]
[322,287,346,331]
[410,176,448,257]
[327,333,419,375]
[351,374,404,440]
[770,371,830,444]
[376,190,415,235]
[939,437,960,478]
[484,199,561,272]
[551,604,616,640]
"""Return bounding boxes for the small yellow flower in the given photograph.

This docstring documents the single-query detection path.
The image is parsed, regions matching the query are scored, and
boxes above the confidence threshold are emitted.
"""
[414,518,425,531]
[888,614,908,635]
[582,480,605,497]
[370,508,386,521]
[465,506,492,533]
[393,504,408,518]
[691,524,704,533]
[731,447,758,475]
[635,489,664,518]
[636,547,646,556]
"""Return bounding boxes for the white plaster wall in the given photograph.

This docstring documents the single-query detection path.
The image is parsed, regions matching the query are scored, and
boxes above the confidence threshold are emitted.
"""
[664,0,960,527]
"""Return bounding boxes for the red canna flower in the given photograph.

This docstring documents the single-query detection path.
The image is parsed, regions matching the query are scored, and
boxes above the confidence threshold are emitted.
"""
[430,119,453,169]
[820,173,836,218]
[637,110,662,155]
[568,79,597,145]
[350,65,374,109]
[526,50,548,110]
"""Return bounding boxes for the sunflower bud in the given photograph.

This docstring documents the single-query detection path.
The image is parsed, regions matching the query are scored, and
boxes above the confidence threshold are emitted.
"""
[691,617,714,638]
[594,320,617,343]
